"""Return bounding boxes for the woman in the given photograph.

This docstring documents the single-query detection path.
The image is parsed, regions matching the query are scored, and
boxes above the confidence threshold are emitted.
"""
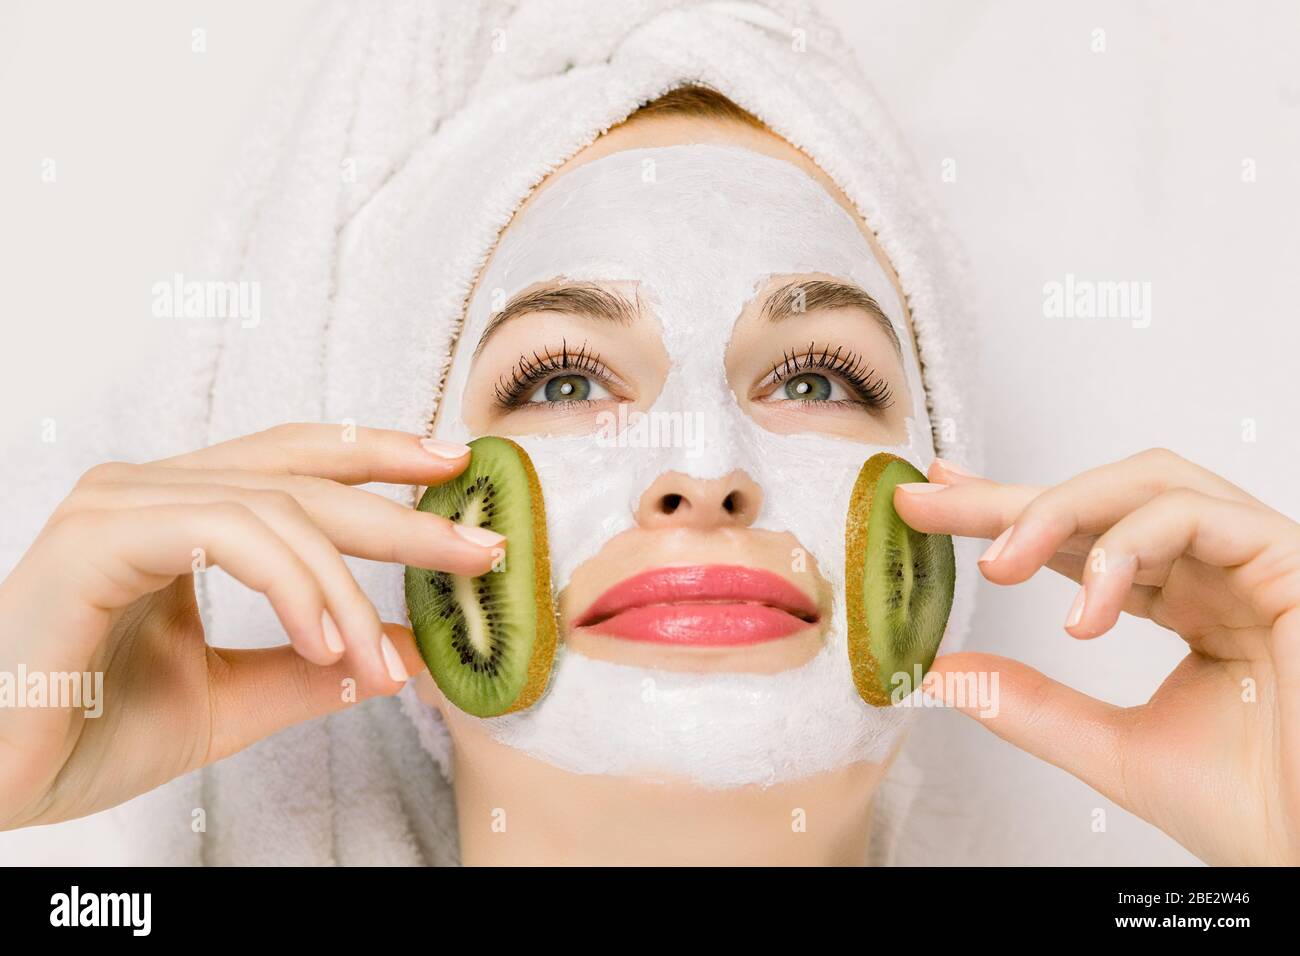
[0,0,1295,866]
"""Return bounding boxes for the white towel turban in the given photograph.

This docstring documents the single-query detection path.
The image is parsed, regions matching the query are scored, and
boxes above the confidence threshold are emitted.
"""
[0,0,980,865]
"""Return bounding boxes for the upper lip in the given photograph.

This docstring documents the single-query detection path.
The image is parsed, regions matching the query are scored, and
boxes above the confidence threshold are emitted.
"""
[573,564,820,628]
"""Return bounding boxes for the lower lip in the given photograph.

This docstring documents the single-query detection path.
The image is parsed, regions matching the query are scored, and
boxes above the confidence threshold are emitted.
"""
[584,603,812,646]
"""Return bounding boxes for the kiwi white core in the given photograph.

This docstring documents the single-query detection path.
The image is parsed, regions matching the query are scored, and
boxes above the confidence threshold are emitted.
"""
[432,144,959,789]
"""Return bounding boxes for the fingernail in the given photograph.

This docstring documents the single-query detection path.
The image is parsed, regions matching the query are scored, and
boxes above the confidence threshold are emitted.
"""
[380,634,409,683]
[321,610,345,655]
[934,457,979,478]
[1065,585,1087,630]
[897,482,946,495]
[979,525,1014,564]
[420,437,471,460]
[453,523,506,548]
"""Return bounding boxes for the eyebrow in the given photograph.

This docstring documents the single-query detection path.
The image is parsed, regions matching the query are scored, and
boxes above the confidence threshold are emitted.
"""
[472,278,903,359]
[473,282,639,357]
[761,280,902,358]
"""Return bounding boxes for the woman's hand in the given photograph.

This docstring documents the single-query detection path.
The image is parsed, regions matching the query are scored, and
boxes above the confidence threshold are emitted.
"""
[0,424,502,830]
[895,447,1300,865]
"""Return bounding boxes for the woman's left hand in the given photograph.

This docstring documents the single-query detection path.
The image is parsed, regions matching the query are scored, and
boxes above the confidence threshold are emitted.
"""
[893,447,1300,865]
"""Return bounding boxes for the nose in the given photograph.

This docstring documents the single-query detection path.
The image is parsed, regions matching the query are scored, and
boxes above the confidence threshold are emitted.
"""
[634,470,763,530]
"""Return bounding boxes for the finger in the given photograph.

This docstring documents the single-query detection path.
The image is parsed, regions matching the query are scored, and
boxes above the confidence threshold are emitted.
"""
[900,476,1101,555]
[1274,610,1300,808]
[1068,488,1296,639]
[150,423,471,486]
[949,448,1263,587]
[894,476,1044,536]
[67,470,503,577]
[1048,551,1267,657]
[900,479,1101,557]
[39,503,337,665]
[925,651,1130,809]
[56,477,499,686]
[1045,551,1163,618]
[901,447,1257,543]
[1047,550,1173,588]
[927,457,986,486]
[205,622,421,763]
[59,480,411,681]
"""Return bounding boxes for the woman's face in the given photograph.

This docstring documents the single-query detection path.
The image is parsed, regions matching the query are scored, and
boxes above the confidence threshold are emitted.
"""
[462,267,911,675]
[423,115,937,788]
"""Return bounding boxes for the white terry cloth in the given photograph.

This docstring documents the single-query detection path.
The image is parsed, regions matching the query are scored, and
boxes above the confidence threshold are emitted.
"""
[0,0,980,865]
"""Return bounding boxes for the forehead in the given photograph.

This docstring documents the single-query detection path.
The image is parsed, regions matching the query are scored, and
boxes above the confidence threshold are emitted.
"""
[515,114,866,234]
[483,114,920,360]
[486,144,877,295]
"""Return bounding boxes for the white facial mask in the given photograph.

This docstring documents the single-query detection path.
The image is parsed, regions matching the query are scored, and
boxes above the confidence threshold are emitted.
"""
[434,144,942,789]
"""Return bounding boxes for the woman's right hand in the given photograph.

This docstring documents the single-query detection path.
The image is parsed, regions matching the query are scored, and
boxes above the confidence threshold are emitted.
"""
[0,424,503,830]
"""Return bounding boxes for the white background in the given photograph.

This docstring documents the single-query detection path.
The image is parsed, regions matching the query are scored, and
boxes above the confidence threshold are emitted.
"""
[2,0,1297,865]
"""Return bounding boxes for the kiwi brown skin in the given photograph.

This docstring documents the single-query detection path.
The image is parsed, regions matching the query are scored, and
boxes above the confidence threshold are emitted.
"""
[506,438,557,714]
[845,453,899,706]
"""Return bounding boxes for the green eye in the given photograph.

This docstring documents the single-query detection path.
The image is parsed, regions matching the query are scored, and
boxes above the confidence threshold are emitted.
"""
[543,375,591,402]
[783,373,832,401]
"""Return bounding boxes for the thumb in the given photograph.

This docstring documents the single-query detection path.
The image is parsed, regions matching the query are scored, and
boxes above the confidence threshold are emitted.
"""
[924,651,1131,808]
[204,622,423,765]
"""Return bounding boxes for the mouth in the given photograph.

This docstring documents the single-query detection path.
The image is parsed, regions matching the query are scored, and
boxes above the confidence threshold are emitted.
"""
[573,564,820,647]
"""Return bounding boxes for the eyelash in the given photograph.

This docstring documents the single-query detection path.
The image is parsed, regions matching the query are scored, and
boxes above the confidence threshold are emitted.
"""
[492,340,619,410]
[765,342,895,410]
[490,340,894,413]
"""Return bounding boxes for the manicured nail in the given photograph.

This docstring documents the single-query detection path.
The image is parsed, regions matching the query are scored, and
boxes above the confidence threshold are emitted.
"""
[896,482,946,495]
[979,526,1014,564]
[420,437,471,460]
[934,457,979,478]
[321,610,345,655]
[453,523,506,548]
[380,634,409,683]
[1065,586,1087,630]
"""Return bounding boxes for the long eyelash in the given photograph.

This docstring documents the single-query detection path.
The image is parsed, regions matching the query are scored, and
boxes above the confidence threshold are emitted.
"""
[769,342,895,409]
[493,339,611,408]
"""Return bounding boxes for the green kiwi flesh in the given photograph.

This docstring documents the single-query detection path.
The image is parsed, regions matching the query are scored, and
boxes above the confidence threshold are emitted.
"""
[845,453,956,706]
[404,436,556,717]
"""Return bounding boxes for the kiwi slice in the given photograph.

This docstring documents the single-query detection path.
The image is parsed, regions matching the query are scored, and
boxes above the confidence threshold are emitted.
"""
[404,436,557,717]
[845,453,956,706]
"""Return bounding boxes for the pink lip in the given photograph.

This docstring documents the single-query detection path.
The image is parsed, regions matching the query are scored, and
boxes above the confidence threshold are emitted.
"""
[574,565,820,647]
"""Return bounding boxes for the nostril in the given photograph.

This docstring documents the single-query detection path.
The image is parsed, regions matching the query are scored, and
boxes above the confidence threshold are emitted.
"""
[637,472,761,529]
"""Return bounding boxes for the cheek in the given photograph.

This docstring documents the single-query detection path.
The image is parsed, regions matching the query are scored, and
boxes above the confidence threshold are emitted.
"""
[742,399,911,445]
[453,376,493,435]
[740,427,897,571]
[433,346,477,446]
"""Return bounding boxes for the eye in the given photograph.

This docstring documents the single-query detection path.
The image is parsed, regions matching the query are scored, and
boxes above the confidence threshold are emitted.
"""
[756,343,895,411]
[493,341,628,410]
[779,373,843,402]
[525,374,613,404]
